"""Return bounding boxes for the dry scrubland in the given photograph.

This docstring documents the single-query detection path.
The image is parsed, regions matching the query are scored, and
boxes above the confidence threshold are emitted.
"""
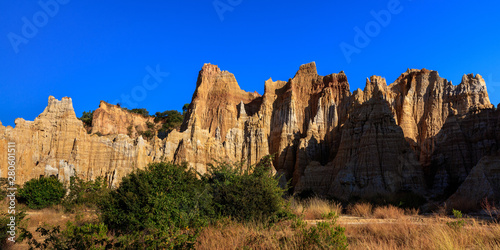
[3,197,500,249]
[197,199,500,249]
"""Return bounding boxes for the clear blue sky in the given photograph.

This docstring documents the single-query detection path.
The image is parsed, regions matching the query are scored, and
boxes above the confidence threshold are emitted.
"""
[1,0,499,127]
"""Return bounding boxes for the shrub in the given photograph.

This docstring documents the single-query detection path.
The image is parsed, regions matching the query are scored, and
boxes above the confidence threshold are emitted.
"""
[301,220,348,249]
[127,125,133,136]
[0,210,27,247]
[182,103,190,115]
[99,162,212,235]
[140,130,154,140]
[202,155,291,223]
[63,177,109,211]
[146,121,155,129]
[79,110,94,127]
[293,214,348,249]
[128,108,150,117]
[98,156,291,246]
[20,222,113,250]
[18,177,66,209]
[154,110,184,131]
[447,209,465,230]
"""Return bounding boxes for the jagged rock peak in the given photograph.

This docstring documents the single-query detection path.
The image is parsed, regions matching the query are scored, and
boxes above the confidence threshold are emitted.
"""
[195,63,246,92]
[460,73,487,88]
[200,63,221,75]
[366,75,387,90]
[294,62,318,77]
[38,96,77,120]
[396,68,438,82]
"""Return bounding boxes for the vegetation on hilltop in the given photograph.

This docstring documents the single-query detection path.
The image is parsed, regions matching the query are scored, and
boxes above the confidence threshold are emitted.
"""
[78,103,190,139]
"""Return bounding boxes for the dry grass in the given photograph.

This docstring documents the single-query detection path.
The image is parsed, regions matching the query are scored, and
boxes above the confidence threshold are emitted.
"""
[195,212,500,250]
[481,197,500,221]
[372,205,419,219]
[347,202,373,217]
[290,197,342,220]
[1,201,98,250]
[195,219,301,250]
[345,217,500,249]
[372,205,405,219]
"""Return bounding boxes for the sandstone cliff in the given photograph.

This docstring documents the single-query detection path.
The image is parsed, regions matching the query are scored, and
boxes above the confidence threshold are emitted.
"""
[1,63,497,203]
[91,101,157,138]
[0,97,155,187]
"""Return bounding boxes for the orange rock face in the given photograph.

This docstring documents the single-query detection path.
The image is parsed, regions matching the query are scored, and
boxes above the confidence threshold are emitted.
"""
[92,101,157,138]
[1,63,498,202]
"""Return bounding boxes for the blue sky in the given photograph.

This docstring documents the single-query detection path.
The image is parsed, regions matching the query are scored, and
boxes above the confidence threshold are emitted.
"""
[1,0,499,127]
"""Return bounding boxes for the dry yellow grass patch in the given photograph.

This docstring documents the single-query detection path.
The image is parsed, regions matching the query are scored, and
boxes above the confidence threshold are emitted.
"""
[290,197,342,220]
[347,202,373,217]
[5,203,98,250]
[344,216,500,249]
[195,219,301,250]
[371,205,419,219]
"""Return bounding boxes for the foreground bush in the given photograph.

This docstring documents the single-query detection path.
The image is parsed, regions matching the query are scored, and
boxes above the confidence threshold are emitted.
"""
[99,162,212,247]
[63,176,109,211]
[203,155,290,223]
[18,157,295,248]
[18,176,66,209]
[0,210,27,247]
[99,162,212,232]
[20,222,112,250]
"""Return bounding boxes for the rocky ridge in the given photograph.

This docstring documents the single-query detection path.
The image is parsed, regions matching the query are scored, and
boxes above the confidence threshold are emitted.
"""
[1,63,497,205]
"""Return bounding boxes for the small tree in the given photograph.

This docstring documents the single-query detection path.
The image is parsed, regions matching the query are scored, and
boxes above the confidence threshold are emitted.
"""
[99,162,212,234]
[18,177,66,209]
[155,110,184,131]
[202,155,290,223]
[63,176,109,211]
[79,110,94,127]
[182,103,190,115]
[129,108,150,117]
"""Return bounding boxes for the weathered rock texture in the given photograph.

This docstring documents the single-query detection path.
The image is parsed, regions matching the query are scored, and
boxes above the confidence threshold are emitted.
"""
[1,63,498,203]
[0,97,154,187]
[447,150,500,209]
[92,101,157,138]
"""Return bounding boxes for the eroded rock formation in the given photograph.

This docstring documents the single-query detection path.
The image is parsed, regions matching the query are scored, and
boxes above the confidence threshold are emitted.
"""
[1,62,497,203]
[0,97,155,187]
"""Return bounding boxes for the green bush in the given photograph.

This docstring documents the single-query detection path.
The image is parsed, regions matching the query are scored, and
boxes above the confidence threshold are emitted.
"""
[63,177,109,211]
[202,155,290,223]
[21,221,198,250]
[99,162,212,235]
[20,222,113,250]
[18,177,66,209]
[140,130,154,140]
[182,103,190,115]
[154,110,184,131]
[447,209,465,230]
[128,108,150,117]
[301,220,348,249]
[0,210,27,247]
[79,110,94,127]
[98,157,290,246]
[146,121,155,129]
